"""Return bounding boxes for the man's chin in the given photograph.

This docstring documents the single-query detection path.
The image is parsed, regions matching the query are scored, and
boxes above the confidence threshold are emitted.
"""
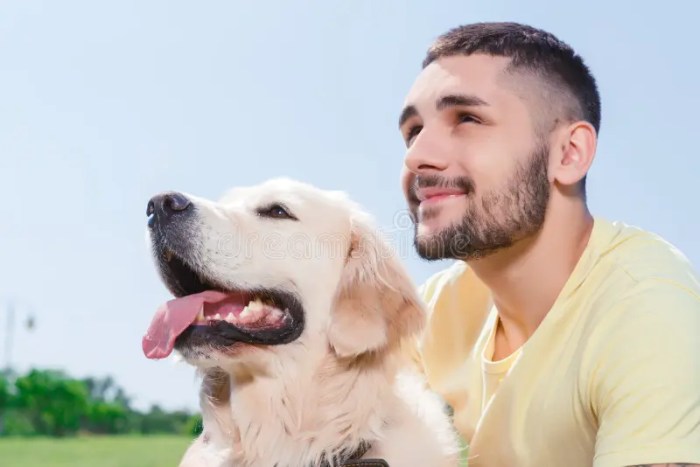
[414,224,470,261]
[414,236,457,261]
[414,221,534,262]
[415,212,460,238]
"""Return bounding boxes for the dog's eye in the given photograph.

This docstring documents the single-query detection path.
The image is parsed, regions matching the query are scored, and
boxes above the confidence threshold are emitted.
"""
[256,203,297,220]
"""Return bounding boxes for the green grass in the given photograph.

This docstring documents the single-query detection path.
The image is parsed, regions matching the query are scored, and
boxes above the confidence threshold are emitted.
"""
[0,434,470,466]
[0,435,193,467]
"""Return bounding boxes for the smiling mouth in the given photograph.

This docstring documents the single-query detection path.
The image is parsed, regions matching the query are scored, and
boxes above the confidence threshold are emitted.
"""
[409,176,474,212]
[142,245,305,360]
[419,193,467,205]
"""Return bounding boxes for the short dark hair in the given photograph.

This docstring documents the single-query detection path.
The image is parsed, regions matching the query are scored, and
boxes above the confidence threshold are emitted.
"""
[424,22,601,134]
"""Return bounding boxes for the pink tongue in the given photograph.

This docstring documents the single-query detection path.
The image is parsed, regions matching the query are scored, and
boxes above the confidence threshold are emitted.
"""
[142,290,231,360]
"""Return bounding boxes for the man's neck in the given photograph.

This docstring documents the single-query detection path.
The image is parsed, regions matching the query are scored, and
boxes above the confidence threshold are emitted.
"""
[468,200,594,356]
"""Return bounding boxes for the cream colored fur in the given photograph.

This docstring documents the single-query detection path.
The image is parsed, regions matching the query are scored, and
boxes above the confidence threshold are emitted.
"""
[162,178,461,466]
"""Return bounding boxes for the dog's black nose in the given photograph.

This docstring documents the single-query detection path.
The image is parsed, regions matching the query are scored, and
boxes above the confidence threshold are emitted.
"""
[147,192,192,227]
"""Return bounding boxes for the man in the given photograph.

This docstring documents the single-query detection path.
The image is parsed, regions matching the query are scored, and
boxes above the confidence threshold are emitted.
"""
[399,22,700,466]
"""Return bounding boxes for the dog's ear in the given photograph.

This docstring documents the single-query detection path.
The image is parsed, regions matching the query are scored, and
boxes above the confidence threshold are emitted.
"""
[328,211,425,358]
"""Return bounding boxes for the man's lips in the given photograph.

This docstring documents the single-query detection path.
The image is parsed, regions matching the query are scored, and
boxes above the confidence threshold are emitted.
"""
[415,187,467,205]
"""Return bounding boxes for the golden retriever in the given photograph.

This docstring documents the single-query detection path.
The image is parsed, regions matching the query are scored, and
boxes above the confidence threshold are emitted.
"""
[141,178,460,466]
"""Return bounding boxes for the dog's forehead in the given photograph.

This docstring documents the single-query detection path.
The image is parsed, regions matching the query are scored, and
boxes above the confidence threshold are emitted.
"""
[218,178,349,210]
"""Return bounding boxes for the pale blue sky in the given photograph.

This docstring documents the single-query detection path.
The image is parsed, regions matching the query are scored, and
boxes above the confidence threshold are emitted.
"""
[1,1,697,412]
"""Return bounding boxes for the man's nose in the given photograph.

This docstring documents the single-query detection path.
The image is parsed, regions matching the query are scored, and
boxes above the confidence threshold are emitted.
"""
[147,192,192,228]
[403,126,450,174]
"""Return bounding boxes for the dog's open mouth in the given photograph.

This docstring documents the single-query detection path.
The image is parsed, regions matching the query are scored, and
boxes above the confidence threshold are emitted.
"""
[142,248,304,360]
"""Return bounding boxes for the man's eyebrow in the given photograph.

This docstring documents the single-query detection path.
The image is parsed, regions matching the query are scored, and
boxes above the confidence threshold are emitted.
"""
[398,105,418,128]
[436,94,489,110]
[399,94,489,128]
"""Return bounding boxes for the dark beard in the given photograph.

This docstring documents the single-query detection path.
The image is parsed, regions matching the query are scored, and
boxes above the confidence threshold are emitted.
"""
[412,142,550,261]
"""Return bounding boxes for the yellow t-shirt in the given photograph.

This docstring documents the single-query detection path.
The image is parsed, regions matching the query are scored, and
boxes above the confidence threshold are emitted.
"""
[480,311,522,413]
[416,217,700,466]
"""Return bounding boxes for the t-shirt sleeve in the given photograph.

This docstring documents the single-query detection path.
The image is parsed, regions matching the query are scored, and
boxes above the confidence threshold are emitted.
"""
[590,281,700,467]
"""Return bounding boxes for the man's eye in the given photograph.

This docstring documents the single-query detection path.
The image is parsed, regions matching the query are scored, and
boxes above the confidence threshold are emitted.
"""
[457,113,478,124]
[256,203,297,220]
[406,125,422,145]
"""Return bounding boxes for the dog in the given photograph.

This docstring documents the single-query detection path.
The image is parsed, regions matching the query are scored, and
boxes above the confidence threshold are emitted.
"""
[142,177,461,466]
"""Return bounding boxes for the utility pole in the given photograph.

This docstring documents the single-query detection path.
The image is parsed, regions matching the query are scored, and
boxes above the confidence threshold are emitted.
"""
[1,301,13,436]
[4,301,14,372]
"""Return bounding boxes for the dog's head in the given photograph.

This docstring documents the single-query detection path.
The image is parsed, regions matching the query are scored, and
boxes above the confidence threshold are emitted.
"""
[142,177,424,368]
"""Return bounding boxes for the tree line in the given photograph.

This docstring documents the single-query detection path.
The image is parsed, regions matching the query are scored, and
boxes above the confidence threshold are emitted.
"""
[0,368,202,437]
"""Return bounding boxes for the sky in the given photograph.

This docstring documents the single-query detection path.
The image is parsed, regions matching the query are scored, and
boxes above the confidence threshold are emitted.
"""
[1,0,698,412]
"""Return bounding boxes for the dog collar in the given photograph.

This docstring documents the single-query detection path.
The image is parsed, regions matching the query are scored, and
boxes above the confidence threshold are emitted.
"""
[316,441,389,467]
[339,460,389,467]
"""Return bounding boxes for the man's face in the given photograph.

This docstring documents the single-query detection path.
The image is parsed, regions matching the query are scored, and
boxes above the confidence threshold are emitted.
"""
[399,54,551,260]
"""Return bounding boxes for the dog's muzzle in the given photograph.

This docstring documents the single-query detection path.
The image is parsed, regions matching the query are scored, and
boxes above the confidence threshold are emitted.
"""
[147,191,192,229]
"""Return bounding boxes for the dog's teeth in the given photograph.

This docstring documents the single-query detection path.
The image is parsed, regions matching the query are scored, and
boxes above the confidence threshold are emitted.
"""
[197,309,205,322]
[248,300,264,312]
[241,307,258,323]
[225,312,235,322]
[214,313,222,320]
[270,309,283,321]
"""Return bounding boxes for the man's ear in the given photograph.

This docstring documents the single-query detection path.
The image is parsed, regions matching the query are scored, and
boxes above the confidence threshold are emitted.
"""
[551,121,597,190]
[328,212,425,358]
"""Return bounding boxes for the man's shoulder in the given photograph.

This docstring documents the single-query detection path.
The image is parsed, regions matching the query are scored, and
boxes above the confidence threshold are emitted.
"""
[580,222,699,354]
[595,276,700,333]
[592,218,699,294]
